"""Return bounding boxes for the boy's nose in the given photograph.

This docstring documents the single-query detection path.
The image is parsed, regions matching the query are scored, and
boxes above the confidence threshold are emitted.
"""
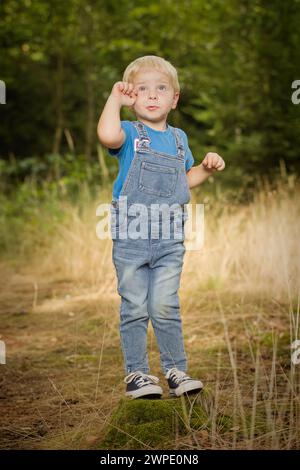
[148,90,158,99]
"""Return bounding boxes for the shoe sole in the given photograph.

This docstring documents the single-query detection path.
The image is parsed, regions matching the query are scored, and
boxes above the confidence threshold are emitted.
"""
[169,380,204,398]
[125,385,163,399]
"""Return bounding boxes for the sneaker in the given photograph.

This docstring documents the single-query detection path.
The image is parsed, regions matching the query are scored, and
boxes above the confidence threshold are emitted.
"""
[124,371,163,399]
[165,368,203,397]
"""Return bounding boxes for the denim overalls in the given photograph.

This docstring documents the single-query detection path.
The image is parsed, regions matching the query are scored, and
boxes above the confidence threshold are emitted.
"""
[110,120,191,375]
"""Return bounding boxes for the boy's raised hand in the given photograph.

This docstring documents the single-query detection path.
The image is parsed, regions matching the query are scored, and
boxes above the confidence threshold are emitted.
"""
[111,81,137,107]
[202,152,225,172]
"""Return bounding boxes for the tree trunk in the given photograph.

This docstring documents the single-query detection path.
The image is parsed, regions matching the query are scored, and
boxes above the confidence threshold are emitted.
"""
[85,60,95,162]
[52,54,64,157]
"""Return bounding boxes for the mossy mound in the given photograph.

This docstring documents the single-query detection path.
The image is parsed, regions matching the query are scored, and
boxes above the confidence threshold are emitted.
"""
[99,394,217,450]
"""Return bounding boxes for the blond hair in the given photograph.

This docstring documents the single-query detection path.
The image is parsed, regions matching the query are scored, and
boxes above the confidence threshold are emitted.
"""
[122,55,180,93]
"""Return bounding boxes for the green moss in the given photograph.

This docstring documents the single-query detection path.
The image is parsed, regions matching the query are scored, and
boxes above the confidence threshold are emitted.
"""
[99,395,230,450]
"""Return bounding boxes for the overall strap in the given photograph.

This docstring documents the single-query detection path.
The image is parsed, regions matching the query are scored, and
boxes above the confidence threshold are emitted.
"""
[171,127,185,159]
[132,121,151,150]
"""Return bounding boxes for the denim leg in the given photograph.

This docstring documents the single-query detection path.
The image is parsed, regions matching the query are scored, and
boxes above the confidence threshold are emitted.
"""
[147,239,187,374]
[112,240,150,375]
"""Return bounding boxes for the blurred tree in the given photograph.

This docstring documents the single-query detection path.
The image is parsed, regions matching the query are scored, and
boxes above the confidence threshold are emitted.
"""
[0,0,299,182]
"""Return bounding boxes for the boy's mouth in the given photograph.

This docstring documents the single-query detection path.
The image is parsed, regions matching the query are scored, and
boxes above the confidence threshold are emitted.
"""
[146,106,159,111]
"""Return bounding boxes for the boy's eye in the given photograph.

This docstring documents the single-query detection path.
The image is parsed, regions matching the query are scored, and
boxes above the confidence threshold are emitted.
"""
[137,85,168,92]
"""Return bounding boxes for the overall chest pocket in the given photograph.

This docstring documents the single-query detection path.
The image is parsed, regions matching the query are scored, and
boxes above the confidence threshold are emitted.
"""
[138,161,178,197]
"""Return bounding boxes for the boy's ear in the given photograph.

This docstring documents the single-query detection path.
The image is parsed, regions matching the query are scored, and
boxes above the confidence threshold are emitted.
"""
[171,92,180,109]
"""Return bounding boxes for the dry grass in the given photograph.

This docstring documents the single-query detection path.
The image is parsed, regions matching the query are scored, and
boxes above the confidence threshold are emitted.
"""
[0,173,299,449]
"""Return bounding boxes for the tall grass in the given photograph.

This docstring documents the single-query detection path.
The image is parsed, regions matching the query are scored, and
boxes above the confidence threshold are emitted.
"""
[3,167,299,301]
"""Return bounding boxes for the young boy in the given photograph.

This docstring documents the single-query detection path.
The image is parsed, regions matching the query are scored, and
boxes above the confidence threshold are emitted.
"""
[97,55,225,399]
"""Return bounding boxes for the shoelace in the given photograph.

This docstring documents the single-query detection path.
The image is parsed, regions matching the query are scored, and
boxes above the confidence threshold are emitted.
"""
[167,368,192,385]
[124,371,160,386]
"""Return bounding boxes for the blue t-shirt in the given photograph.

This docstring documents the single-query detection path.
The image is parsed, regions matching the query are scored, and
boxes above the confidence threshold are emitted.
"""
[108,121,194,200]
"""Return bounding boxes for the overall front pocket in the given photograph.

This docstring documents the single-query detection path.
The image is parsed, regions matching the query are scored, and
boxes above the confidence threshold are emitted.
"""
[138,161,178,197]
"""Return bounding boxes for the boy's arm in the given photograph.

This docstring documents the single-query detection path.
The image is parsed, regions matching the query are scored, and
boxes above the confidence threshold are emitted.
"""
[97,81,137,149]
[97,95,125,149]
[187,152,225,189]
[186,164,214,188]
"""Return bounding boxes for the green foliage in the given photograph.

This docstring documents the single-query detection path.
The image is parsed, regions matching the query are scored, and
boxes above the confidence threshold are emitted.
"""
[0,153,107,188]
[100,396,223,449]
[1,0,300,182]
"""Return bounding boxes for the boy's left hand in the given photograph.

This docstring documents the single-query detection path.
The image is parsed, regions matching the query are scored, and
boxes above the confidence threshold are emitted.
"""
[202,152,225,172]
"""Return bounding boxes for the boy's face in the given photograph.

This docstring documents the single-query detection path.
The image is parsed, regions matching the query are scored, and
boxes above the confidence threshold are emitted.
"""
[130,68,179,125]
